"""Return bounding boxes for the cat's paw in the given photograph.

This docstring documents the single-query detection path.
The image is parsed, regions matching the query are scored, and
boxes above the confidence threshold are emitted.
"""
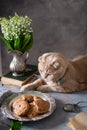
[37,87,46,92]
[20,85,33,91]
[20,86,29,92]
[37,85,52,92]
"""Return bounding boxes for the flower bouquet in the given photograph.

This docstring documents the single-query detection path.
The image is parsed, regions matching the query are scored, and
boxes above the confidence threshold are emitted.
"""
[0,13,34,76]
[0,12,33,53]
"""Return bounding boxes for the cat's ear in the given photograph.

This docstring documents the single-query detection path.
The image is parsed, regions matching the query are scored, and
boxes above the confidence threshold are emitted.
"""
[38,56,42,62]
[53,61,60,69]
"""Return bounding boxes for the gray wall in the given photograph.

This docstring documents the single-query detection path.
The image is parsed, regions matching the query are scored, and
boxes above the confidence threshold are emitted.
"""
[0,0,87,75]
[0,45,2,76]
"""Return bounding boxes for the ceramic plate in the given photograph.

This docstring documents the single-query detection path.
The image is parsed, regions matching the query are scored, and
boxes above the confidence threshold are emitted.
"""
[1,91,56,121]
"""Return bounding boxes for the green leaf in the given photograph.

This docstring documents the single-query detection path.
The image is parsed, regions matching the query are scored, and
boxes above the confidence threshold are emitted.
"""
[22,32,33,52]
[14,37,21,50]
[25,32,33,51]
[0,35,13,51]
[9,120,22,130]
[22,33,31,52]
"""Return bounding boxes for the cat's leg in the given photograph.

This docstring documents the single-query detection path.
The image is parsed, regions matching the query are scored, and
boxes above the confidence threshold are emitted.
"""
[37,85,54,92]
[37,83,75,92]
[37,81,65,92]
[21,78,46,91]
[38,85,67,92]
[36,79,82,93]
[52,85,71,93]
[37,84,70,92]
[53,80,80,93]
[37,80,80,93]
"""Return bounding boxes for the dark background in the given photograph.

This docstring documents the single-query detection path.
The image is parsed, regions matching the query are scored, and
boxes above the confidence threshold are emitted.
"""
[0,0,87,75]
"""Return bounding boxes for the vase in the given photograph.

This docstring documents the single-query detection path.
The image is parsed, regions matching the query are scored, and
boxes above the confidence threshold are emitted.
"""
[9,50,29,76]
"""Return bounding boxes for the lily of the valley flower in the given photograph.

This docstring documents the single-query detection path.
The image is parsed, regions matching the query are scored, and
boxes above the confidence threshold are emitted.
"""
[0,13,33,53]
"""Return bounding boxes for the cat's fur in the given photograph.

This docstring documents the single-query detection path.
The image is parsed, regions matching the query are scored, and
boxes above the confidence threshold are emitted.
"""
[21,52,87,93]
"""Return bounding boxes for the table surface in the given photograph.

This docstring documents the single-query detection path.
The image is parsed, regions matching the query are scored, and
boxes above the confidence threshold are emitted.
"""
[0,82,87,130]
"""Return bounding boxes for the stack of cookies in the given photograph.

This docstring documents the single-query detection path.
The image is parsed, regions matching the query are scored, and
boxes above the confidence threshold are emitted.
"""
[11,94,50,118]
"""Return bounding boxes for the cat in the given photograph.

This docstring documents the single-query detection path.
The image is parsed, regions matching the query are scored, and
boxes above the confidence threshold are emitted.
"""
[21,52,87,93]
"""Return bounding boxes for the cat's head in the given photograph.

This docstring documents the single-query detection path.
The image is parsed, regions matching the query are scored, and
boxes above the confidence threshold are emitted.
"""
[38,52,68,82]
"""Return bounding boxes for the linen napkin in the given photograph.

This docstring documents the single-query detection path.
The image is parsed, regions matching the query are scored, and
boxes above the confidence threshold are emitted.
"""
[0,90,13,129]
[0,90,13,106]
[66,112,87,130]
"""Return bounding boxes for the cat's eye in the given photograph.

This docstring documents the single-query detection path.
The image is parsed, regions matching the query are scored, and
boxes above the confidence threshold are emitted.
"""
[53,62,60,69]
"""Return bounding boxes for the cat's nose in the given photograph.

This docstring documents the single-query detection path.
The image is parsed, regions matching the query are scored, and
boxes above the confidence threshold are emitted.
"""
[44,73,49,78]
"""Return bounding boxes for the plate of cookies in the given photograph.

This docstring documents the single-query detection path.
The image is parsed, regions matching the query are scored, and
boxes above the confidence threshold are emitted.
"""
[1,91,56,121]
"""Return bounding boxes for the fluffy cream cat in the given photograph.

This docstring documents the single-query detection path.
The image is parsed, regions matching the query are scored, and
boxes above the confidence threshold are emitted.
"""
[21,52,87,93]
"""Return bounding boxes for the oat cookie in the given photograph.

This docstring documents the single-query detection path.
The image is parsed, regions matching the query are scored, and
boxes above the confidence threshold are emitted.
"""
[12,99,30,116]
[27,102,39,118]
[21,94,33,103]
[33,96,50,114]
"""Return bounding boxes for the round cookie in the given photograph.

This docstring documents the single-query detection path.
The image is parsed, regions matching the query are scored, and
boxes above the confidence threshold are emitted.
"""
[12,98,22,108]
[12,99,30,116]
[33,96,50,114]
[27,102,39,118]
[21,94,33,103]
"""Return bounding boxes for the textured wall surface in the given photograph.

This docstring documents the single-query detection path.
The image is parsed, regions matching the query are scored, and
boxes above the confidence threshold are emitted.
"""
[0,42,1,76]
[0,0,87,74]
